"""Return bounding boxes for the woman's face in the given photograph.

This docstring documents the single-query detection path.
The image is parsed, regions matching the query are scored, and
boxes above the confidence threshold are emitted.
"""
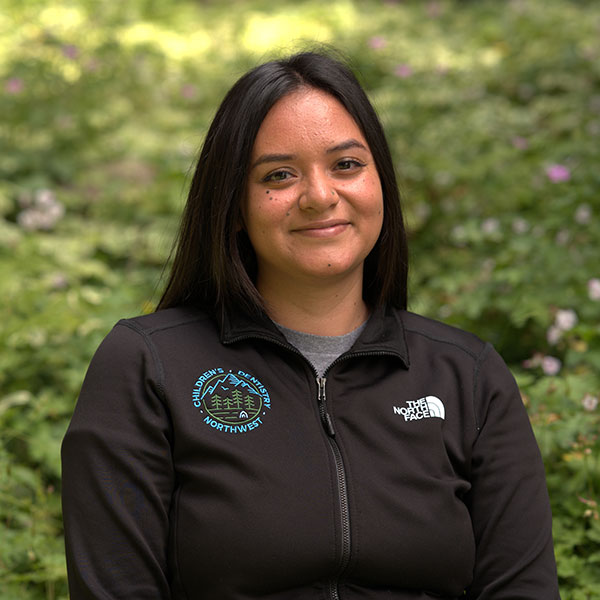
[244,87,384,292]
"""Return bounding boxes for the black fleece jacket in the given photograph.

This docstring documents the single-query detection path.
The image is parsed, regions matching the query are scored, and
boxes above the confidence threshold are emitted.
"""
[61,305,560,599]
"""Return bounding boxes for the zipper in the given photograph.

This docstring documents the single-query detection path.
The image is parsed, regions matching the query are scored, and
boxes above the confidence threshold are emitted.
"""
[226,332,397,600]
[317,376,351,600]
[317,376,336,436]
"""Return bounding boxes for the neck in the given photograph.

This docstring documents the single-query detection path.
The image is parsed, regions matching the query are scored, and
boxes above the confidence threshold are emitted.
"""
[257,273,369,336]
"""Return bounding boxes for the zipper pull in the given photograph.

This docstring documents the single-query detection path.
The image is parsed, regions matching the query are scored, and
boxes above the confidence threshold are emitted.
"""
[317,377,336,437]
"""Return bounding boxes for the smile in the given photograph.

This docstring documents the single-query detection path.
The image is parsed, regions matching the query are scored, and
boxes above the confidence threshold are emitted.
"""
[292,220,350,238]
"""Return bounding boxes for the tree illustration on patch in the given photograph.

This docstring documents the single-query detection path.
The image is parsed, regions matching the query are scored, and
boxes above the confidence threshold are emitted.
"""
[211,394,222,409]
[223,396,234,410]
[231,389,243,409]
[244,394,255,410]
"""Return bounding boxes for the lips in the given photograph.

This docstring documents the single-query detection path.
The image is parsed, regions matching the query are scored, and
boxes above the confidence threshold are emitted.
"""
[292,219,350,233]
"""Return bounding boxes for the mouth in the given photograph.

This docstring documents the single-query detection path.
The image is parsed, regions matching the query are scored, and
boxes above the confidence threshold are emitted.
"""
[292,219,350,237]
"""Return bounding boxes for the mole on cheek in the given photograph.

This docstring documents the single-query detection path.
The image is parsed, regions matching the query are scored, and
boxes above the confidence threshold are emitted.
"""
[265,190,269,194]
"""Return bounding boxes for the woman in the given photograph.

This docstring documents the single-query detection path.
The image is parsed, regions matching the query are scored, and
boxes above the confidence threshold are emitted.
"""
[62,51,560,599]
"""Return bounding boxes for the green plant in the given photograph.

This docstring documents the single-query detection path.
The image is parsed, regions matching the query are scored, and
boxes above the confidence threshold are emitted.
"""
[1,1,599,597]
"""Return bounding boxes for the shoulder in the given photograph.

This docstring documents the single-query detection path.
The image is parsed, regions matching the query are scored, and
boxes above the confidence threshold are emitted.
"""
[82,307,216,396]
[116,306,213,339]
[399,310,488,363]
[90,306,215,370]
[397,311,520,430]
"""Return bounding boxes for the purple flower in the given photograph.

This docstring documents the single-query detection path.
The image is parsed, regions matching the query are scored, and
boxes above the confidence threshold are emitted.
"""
[17,188,64,231]
[588,278,600,301]
[394,64,413,78]
[512,218,529,234]
[555,229,570,246]
[5,77,24,94]
[511,136,528,150]
[451,224,467,245]
[426,1,442,17]
[522,353,541,369]
[555,308,578,331]
[582,394,598,412]
[481,217,500,234]
[50,273,69,290]
[545,164,570,183]
[541,356,561,376]
[181,84,197,99]
[62,44,79,60]
[575,203,592,224]
[368,36,387,50]
[546,326,562,346]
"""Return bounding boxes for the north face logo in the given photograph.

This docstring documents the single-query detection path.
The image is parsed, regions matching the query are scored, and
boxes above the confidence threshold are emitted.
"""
[393,396,445,421]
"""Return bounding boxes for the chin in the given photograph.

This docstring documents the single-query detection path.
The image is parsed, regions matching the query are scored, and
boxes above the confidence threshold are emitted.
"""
[299,261,363,280]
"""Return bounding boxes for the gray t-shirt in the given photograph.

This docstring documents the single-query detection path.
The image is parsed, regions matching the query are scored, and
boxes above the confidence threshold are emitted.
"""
[275,320,367,376]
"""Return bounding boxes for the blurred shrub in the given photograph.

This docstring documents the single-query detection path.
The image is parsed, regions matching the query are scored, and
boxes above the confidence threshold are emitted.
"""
[1,0,599,598]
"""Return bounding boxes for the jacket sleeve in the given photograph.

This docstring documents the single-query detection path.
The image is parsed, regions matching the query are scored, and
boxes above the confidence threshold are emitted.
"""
[464,344,560,600]
[61,322,174,599]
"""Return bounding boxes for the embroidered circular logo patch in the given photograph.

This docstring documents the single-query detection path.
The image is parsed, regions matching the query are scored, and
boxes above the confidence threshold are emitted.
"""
[192,368,271,434]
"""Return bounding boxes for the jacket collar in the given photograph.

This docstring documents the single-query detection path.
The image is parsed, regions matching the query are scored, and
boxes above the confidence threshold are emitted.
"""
[220,304,410,369]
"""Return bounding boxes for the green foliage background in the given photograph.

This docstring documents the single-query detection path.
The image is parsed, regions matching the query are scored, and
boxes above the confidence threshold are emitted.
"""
[1,0,599,597]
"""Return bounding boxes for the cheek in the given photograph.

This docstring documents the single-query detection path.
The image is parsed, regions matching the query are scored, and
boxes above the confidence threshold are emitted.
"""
[245,196,284,240]
[345,173,382,203]
[364,180,384,238]
[362,179,384,217]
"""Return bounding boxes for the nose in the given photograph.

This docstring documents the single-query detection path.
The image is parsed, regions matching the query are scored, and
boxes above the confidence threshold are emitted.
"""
[298,168,338,212]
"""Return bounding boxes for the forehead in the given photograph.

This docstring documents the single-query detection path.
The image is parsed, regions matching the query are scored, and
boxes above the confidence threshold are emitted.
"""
[252,88,366,153]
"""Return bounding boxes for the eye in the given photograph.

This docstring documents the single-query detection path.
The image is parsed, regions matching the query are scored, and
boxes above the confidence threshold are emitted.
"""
[335,159,366,171]
[262,170,293,183]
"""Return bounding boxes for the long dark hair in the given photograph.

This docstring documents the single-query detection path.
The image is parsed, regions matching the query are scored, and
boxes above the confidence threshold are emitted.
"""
[157,50,408,316]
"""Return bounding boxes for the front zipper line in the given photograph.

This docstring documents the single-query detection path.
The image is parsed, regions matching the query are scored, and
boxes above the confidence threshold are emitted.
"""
[317,376,351,600]
[225,334,397,600]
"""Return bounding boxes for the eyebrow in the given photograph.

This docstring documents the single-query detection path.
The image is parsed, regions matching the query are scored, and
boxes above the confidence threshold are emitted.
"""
[326,139,368,154]
[250,138,368,171]
[250,153,295,170]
